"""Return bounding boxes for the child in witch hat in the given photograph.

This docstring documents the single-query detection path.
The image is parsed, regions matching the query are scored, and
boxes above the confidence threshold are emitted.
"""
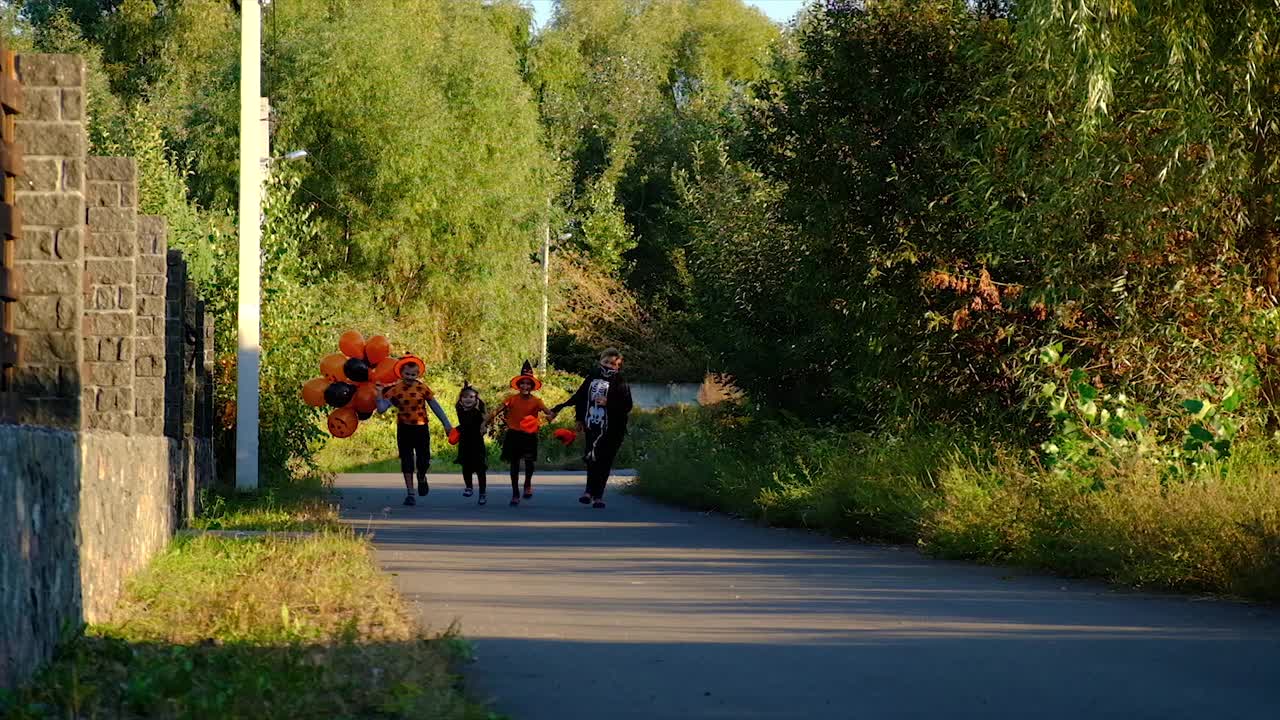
[488,360,557,506]
[378,354,454,506]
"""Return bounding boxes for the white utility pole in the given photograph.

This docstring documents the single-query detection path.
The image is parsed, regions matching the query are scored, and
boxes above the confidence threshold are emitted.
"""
[236,0,264,491]
[540,221,550,372]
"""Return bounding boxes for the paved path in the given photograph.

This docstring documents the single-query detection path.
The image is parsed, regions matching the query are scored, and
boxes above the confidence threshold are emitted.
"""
[337,472,1280,720]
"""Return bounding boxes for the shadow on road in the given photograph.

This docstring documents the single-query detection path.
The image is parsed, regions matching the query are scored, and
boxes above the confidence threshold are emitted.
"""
[337,472,1280,720]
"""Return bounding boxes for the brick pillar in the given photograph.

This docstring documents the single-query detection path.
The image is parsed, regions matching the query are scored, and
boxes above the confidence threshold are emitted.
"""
[7,55,85,428]
[133,216,166,435]
[163,249,186,440]
[82,157,137,434]
[195,306,216,491]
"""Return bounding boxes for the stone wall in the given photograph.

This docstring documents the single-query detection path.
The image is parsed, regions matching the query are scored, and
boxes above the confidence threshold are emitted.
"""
[77,433,179,621]
[0,53,216,689]
[0,426,80,690]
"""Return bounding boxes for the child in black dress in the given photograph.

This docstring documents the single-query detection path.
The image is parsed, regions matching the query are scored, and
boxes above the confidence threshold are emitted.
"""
[454,383,488,505]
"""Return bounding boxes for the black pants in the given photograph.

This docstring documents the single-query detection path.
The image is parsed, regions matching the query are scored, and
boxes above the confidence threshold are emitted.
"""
[397,424,430,477]
[464,468,487,494]
[585,431,622,499]
[510,458,533,495]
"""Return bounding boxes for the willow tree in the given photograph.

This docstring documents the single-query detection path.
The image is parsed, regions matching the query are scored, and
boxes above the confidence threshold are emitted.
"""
[960,0,1280,427]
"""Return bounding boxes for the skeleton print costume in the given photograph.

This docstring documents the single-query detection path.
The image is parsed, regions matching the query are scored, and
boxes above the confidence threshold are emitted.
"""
[555,360,633,502]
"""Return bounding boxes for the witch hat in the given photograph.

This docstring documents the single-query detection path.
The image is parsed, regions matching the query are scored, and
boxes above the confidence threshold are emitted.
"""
[509,359,542,391]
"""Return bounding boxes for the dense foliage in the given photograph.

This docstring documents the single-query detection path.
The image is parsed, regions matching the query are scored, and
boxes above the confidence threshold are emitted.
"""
[10,0,562,479]
[674,0,1280,468]
[530,0,780,380]
[12,0,1280,490]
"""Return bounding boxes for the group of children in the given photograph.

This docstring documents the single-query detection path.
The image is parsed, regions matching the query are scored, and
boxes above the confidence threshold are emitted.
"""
[377,353,631,509]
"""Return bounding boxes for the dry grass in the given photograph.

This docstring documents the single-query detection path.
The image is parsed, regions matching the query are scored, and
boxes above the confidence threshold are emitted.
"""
[4,521,493,719]
[634,406,1280,601]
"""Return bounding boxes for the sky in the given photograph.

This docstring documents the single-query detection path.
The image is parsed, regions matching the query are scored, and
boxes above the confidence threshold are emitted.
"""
[528,0,809,29]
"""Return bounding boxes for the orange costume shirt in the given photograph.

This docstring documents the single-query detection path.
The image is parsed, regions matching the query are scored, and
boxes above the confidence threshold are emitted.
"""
[382,380,435,426]
[503,394,547,431]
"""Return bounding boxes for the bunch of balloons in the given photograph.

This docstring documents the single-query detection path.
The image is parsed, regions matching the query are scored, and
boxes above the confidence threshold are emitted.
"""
[300,330,396,438]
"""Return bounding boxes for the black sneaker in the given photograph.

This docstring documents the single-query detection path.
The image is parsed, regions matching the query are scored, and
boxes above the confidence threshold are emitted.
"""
[403,494,416,506]
[509,496,520,506]
[463,487,474,498]
[478,494,487,506]
[592,499,606,509]
[578,493,592,505]
[417,477,430,496]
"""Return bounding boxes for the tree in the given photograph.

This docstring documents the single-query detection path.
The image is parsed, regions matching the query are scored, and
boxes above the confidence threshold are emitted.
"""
[530,0,780,379]
[681,0,996,417]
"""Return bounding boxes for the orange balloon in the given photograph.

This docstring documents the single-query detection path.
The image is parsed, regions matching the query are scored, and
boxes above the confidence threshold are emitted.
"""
[339,330,365,359]
[301,377,330,407]
[372,357,398,384]
[320,352,348,381]
[327,407,359,438]
[352,382,379,414]
[519,415,540,433]
[365,335,391,365]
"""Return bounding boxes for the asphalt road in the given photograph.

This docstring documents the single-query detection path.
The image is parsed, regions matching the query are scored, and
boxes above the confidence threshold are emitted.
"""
[337,471,1280,720]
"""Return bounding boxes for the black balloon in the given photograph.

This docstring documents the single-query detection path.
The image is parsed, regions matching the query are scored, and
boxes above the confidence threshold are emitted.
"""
[357,410,373,420]
[324,382,356,408]
[343,357,371,383]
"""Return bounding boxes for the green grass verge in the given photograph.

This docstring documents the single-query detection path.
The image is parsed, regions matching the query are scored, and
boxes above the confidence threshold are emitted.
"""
[190,477,342,532]
[632,405,1280,601]
[2,486,498,719]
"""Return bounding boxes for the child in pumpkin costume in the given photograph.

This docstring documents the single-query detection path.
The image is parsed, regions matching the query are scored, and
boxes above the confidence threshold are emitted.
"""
[488,360,556,506]
[379,355,454,506]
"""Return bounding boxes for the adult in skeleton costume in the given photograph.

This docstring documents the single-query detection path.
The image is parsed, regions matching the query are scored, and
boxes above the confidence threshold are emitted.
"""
[555,348,633,508]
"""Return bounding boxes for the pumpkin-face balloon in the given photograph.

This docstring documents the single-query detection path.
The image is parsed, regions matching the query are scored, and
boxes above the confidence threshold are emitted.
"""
[324,381,356,408]
[327,407,359,438]
[320,352,348,381]
[339,330,365,359]
[351,382,379,413]
[301,377,330,407]
[364,335,391,365]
